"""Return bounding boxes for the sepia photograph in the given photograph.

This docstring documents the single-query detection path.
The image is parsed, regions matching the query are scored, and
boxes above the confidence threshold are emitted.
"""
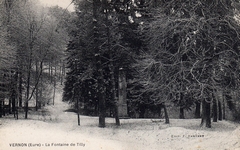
[0,0,240,149]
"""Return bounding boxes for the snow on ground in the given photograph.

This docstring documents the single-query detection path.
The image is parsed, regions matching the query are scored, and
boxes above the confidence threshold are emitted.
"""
[1,86,240,150]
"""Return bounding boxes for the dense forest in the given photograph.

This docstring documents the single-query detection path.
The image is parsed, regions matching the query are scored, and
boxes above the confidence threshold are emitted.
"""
[1,0,240,128]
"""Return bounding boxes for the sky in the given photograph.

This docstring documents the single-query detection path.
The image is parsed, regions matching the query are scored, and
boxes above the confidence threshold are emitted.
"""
[39,0,75,12]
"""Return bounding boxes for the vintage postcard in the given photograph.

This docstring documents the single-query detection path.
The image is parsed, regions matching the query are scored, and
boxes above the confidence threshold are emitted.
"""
[0,0,240,150]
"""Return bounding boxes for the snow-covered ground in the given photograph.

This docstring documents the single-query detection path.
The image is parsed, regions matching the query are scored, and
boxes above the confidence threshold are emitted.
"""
[0,86,240,150]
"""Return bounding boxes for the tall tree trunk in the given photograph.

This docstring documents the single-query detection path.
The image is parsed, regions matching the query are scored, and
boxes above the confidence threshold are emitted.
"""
[38,62,44,109]
[97,59,106,127]
[98,77,106,127]
[18,70,23,107]
[163,103,169,124]
[8,96,12,114]
[74,87,80,126]
[93,0,105,128]
[212,94,218,122]
[35,61,39,111]
[110,65,120,125]
[2,99,5,116]
[25,58,31,119]
[77,97,80,126]
[25,22,34,119]
[78,91,81,126]
[53,64,56,105]
[118,68,128,117]
[9,77,12,113]
[201,98,211,128]
[222,93,225,119]
[35,83,39,110]
[179,60,184,119]
[194,101,201,118]
[39,75,42,109]
[11,72,18,115]
[105,7,120,125]
[24,101,28,119]
[0,99,3,117]
[218,100,222,121]
[25,57,32,119]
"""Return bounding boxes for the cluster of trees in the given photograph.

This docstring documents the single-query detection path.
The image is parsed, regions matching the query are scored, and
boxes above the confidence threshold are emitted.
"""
[136,0,240,128]
[63,0,143,127]
[64,0,240,128]
[0,0,69,119]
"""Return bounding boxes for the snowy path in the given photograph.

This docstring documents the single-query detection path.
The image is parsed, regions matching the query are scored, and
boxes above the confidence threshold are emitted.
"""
[1,85,240,150]
[0,86,138,150]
